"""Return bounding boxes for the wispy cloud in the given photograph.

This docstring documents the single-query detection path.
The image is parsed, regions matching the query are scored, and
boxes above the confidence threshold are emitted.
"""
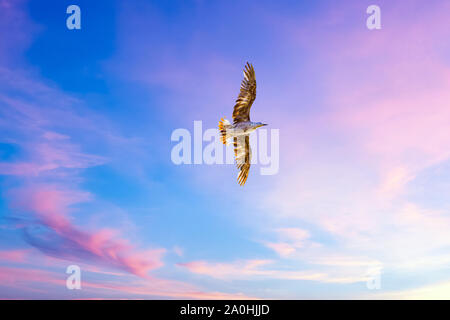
[179,259,368,284]
[0,265,254,299]
[375,280,450,300]
[0,249,30,263]
[8,184,165,277]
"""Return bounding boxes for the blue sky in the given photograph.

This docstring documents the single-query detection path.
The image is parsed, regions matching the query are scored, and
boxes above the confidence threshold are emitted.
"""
[1,0,450,299]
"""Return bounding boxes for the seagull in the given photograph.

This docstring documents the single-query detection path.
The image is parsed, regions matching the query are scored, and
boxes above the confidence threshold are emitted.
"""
[218,62,267,186]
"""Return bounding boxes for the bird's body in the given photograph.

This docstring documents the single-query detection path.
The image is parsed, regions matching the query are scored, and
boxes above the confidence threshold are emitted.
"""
[218,62,267,186]
[222,121,264,138]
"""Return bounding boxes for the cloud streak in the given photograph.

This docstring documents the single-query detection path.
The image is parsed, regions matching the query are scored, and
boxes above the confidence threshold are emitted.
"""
[8,184,165,277]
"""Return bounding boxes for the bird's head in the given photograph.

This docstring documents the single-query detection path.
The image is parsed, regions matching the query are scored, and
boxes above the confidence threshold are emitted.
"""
[255,122,268,128]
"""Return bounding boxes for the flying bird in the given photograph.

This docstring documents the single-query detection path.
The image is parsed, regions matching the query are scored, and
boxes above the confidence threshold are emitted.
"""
[218,62,267,186]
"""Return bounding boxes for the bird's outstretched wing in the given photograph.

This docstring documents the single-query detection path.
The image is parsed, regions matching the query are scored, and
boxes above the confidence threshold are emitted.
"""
[234,135,251,186]
[232,62,256,124]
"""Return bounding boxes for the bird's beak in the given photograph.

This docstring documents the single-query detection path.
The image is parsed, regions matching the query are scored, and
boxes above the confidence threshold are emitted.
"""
[259,123,268,128]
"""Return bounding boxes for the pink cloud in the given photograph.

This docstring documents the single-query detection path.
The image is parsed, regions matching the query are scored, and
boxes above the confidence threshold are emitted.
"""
[0,265,254,299]
[376,166,416,199]
[179,259,366,284]
[259,1,450,197]
[0,249,29,263]
[265,243,296,258]
[277,228,310,242]
[0,133,106,177]
[263,228,318,258]
[0,162,42,176]
[79,278,255,300]
[262,0,450,217]
[8,185,165,277]
[318,4,450,182]
[0,266,64,295]
[179,260,274,279]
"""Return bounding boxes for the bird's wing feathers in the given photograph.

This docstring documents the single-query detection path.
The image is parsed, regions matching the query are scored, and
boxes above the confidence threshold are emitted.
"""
[234,135,251,186]
[232,62,256,124]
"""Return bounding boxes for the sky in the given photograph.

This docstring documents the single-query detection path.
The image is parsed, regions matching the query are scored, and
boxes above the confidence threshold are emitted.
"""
[0,0,450,299]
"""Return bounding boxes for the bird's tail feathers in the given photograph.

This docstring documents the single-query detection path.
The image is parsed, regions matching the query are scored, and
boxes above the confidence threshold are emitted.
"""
[218,117,231,145]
